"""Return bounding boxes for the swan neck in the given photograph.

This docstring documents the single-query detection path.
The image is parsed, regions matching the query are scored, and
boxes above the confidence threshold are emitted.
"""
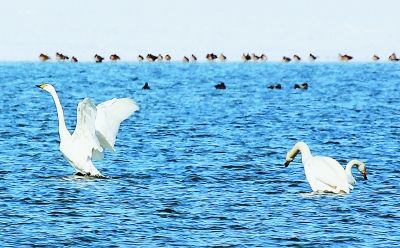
[296,142,312,160]
[49,90,70,139]
[345,161,357,176]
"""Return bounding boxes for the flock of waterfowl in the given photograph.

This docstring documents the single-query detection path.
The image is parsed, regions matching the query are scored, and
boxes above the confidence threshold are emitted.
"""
[215,81,308,90]
[38,52,400,62]
[139,81,308,91]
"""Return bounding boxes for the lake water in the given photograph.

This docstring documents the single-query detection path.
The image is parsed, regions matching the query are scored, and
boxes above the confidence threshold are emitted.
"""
[0,62,399,247]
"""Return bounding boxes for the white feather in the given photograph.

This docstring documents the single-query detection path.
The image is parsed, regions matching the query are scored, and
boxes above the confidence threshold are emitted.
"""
[72,98,103,160]
[95,98,139,152]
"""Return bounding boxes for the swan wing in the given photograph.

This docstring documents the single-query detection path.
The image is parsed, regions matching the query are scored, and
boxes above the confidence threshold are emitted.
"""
[95,98,139,152]
[71,98,104,161]
[307,156,350,192]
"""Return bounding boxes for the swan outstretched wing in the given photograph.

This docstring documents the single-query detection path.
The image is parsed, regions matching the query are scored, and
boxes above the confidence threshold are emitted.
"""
[71,98,104,161]
[95,98,139,152]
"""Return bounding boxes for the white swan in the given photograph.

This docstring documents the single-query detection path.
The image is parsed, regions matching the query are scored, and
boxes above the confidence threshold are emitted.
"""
[345,160,367,185]
[284,142,354,193]
[37,83,139,177]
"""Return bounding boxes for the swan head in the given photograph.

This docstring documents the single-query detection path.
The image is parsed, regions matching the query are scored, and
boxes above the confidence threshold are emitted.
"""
[284,146,300,167]
[359,165,367,180]
[284,141,310,167]
[347,160,367,180]
[36,83,56,94]
[284,149,298,167]
[355,161,367,180]
[284,158,293,167]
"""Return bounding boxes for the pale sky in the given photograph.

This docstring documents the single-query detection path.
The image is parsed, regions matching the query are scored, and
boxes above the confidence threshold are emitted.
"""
[0,0,399,61]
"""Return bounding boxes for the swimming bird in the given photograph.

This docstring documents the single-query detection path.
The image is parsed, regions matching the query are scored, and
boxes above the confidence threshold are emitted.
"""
[39,53,50,62]
[267,84,282,90]
[206,53,217,61]
[293,54,301,61]
[309,53,317,61]
[146,54,158,62]
[242,53,251,62]
[388,53,399,61]
[345,160,367,185]
[183,56,189,63]
[71,56,78,63]
[36,83,139,177]
[157,54,163,61]
[142,82,150,90]
[260,54,268,61]
[56,52,62,61]
[338,53,353,61]
[137,55,144,61]
[109,54,121,61]
[146,53,157,62]
[94,54,104,63]
[251,53,260,61]
[215,82,226,89]
[282,56,291,62]
[284,141,354,193]
[372,54,380,61]
[219,53,226,61]
[165,54,171,61]
[191,54,197,62]
[56,52,69,61]
[294,82,308,90]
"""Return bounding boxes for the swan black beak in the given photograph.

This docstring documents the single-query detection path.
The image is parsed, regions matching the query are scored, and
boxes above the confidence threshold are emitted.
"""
[36,85,41,88]
[36,84,46,89]
[363,171,367,180]
[284,161,290,167]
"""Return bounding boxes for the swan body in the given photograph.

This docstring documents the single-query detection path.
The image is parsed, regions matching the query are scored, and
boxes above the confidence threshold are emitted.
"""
[285,142,356,193]
[37,83,139,177]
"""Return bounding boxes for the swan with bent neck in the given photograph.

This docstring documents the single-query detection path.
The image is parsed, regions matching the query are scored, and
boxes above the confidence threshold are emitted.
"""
[284,142,367,193]
[37,83,139,177]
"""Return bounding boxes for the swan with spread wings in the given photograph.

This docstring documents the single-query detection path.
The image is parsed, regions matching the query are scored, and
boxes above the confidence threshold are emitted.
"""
[37,83,139,177]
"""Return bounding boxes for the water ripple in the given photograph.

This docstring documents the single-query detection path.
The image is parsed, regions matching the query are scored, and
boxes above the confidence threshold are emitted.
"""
[0,62,399,247]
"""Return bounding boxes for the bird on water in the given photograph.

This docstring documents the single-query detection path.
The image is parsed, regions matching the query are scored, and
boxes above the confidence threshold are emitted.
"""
[37,83,139,177]
[284,142,367,193]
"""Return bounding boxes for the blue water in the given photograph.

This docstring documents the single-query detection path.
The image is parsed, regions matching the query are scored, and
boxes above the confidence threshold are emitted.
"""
[0,62,399,247]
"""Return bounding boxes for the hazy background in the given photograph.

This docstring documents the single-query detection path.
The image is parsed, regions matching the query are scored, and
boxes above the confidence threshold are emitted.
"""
[1,0,399,61]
